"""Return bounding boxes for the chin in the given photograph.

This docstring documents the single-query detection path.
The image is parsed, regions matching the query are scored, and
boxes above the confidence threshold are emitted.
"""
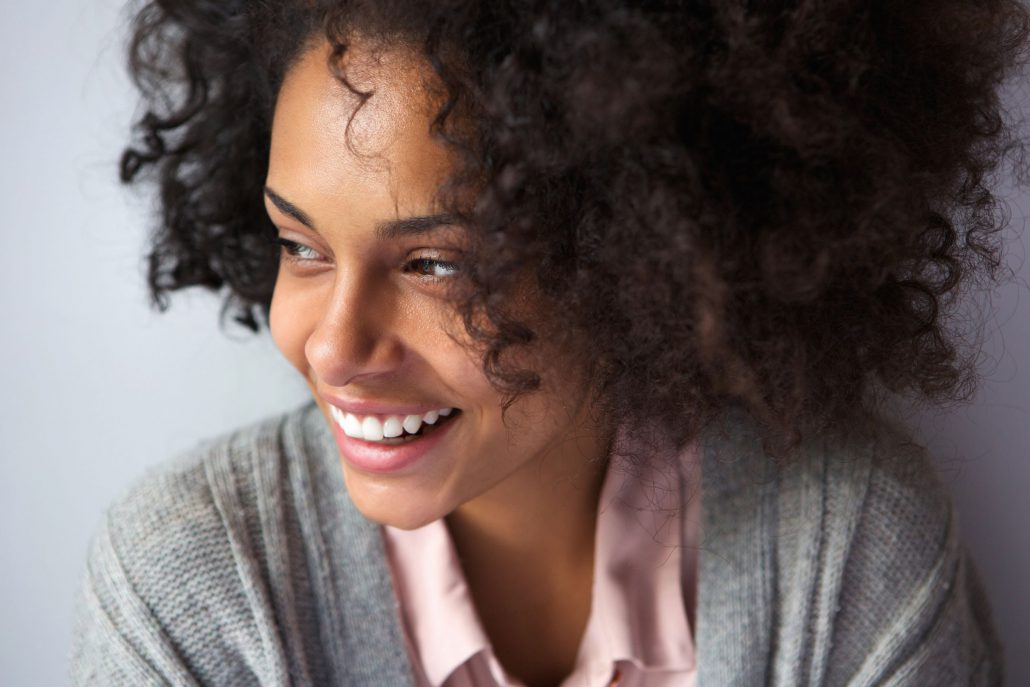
[341,473,450,531]
[360,505,445,532]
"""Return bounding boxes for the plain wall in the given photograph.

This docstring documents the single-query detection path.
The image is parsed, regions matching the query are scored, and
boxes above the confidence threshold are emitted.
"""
[0,2,1027,685]
[0,3,310,685]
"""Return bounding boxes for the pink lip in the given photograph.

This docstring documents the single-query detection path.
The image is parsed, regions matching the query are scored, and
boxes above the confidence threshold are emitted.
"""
[328,408,462,474]
[319,392,454,418]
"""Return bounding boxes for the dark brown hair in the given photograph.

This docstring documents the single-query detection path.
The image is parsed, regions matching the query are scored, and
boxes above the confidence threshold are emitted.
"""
[122,0,1030,458]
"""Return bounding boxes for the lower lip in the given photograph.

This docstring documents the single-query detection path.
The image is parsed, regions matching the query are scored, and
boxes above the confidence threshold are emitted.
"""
[329,411,461,474]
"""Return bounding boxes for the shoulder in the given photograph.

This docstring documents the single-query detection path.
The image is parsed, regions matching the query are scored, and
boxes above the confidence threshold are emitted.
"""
[70,402,316,685]
[93,403,301,582]
[789,408,954,561]
[699,405,1002,685]
[780,410,1004,685]
[700,404,951,536]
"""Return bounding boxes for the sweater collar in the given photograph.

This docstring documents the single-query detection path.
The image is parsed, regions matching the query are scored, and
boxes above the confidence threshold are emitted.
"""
[298,400,775,687]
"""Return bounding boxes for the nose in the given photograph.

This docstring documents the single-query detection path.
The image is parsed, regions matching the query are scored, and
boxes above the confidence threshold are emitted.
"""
[304,269,405,386]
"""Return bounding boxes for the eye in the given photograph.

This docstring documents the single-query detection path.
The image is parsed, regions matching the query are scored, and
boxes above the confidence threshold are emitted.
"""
[405,256,461,280]
[274,237,324,263]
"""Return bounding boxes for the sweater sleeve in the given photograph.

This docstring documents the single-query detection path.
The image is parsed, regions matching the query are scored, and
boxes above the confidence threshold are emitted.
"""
[823,417,1005,687]
[69,502,202,687]
[68,439,281,687]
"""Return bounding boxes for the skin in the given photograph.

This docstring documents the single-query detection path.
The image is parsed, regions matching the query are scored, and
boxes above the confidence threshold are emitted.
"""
[265,38,615,686]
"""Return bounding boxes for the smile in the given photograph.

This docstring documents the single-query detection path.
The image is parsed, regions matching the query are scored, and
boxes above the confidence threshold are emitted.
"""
[328,405,458,444]
[328,403,464,474]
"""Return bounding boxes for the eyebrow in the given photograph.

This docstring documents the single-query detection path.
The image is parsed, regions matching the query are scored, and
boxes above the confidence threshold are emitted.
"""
[264,186,460,241]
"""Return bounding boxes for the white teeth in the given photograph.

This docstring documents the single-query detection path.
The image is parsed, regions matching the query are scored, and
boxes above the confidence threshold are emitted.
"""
[361,416,384,441]
[328,405,458,442]
[382,416,404,438]
[343,413,363,438]
[402,414,423,434]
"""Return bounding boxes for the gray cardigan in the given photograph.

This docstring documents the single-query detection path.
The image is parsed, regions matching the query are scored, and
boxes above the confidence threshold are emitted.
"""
[69,400,1004,685]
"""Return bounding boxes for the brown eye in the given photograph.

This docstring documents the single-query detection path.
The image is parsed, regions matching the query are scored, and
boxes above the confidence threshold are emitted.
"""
[274,237,323,262]
[405,257,460,279]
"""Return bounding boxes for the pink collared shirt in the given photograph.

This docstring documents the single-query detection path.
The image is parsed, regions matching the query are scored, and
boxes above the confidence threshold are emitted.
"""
[382,427,702,687]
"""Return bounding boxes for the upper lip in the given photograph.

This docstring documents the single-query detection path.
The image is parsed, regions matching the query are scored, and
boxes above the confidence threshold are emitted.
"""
[319,392,456,418]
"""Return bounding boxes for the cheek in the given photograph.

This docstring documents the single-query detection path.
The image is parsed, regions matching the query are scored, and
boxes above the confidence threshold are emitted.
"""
[436,326,502,401]
[268,281,315,375]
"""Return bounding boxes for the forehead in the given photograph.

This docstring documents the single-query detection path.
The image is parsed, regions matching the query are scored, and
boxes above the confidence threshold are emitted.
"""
[267,39,456,215]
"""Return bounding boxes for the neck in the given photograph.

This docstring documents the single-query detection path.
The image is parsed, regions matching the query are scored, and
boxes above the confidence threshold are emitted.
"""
[441,410,614,687]
[444,417,614,579]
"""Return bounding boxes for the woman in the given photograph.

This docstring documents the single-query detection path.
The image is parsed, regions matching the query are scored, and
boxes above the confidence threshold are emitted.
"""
[71,0,1027,685]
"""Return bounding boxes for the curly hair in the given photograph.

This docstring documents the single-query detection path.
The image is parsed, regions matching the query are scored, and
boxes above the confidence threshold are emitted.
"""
[121,0,1030,459]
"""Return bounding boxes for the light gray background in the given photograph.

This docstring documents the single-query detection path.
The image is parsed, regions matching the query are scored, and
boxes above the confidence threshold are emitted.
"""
[1,2,1027,685]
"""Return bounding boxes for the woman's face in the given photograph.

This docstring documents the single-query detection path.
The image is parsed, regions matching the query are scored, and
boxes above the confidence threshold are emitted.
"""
[266,39,609,530]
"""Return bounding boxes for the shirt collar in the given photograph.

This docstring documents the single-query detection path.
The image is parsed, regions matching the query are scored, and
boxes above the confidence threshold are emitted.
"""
[381,422,701,686]
[583,421,699,673]
[383,513,494,686]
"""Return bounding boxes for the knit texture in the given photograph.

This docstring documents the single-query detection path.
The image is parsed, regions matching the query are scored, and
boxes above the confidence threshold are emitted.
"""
[69,400,1004,686]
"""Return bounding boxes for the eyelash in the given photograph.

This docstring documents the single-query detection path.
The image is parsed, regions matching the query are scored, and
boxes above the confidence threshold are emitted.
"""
[273,237,460,280]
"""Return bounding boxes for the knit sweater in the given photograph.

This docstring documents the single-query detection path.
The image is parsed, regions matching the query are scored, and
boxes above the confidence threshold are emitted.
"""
[69,400,1005,686]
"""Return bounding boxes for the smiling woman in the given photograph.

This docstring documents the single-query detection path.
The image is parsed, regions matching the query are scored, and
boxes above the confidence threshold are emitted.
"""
[262,41,611,541]
[71,1,1029,685]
